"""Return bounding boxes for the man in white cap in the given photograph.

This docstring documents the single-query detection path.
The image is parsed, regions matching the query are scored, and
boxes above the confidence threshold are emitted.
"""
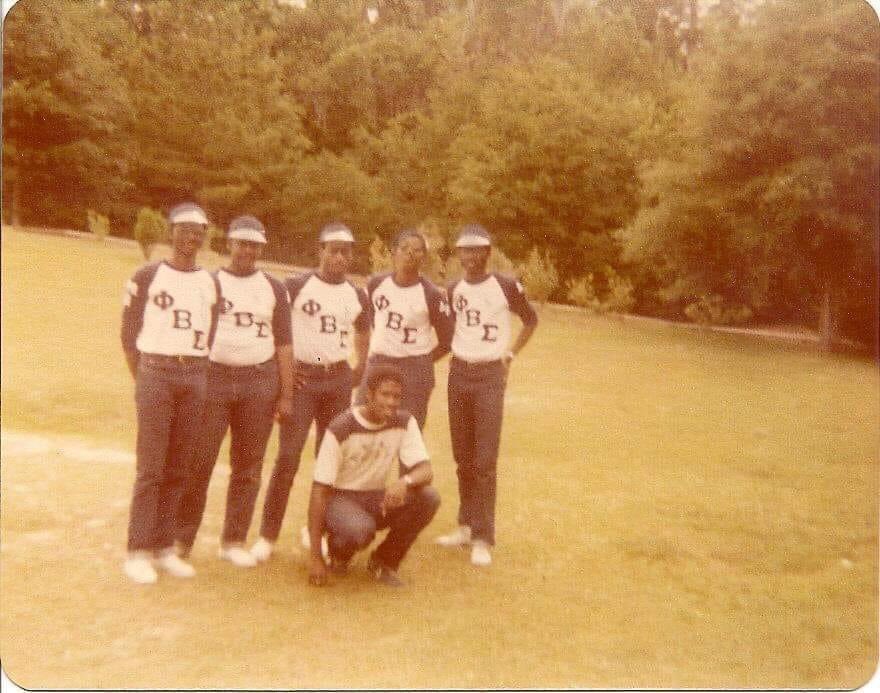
[435,223,538,567]
[251,221,371,562]
[175,215,294,568]
[120,202,222,584]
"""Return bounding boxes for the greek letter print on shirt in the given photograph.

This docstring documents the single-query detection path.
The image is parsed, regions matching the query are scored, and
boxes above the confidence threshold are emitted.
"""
[121,261,221,356]
[286,272,370,364]
[448,273,538,363]
[365,273,453,358]
[209,269,292,366]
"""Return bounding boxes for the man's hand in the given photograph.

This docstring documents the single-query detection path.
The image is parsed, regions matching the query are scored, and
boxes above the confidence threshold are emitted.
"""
[275,394,294,422]
[380,479,408,516]
[308,555,328,586]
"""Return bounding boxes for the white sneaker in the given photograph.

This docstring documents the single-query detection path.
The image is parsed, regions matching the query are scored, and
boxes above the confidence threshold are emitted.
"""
[299,526,329,560]
[219,545,257,568]
[435,525,472,547]
[470,540,492,567]
[123,556,158,584]
[250,536,274,563]
[154,552,196,578]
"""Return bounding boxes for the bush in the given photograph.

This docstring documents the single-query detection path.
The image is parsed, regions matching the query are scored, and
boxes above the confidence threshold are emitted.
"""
[369,236,393,274]
[566,267,636,314]
[603,266,636,314]
[566,273,602,312]
[86,210,110,240]
[684,294,753,325]
[133,207,167,260]
[517,247,559,304]
[207,224,225,254]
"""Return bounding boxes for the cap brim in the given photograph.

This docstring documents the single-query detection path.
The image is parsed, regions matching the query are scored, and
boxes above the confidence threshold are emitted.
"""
[170,210,209,225]
[228,230,267,244]
[455,236,491,248]
[320,230,355,243]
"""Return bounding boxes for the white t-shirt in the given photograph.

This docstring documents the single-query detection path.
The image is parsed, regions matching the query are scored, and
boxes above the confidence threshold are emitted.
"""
[448,273,538,363]
[365,273,452,358]
[122,261,220,356]
[210,269,291,366]
[313,407,428,491]
[286,272,370,365]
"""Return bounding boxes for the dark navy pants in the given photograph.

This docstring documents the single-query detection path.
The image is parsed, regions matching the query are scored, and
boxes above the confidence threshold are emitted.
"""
[325,486,441,569]
[356,353,435,429]
[128,355,208,553]
[259,362,353,541]
[447,357,506,546]
[175,360,279,549]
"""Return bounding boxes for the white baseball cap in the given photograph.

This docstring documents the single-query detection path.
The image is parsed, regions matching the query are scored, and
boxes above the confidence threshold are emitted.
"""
[168,202,209,226]
[455,224,492,248]
[319,221,355,244]
[228,215,268,244]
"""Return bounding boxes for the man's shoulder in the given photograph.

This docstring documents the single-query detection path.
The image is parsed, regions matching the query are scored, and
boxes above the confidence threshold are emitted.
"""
[326,408,359,442]
[131,261,163,283]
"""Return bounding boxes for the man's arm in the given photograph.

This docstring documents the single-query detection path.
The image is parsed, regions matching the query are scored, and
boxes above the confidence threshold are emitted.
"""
[124,349,140,379]
[307,482,332,586]
[504,322,537,369]
[352,326,370,384]
[382,459,433,515]
[275,344,295,420]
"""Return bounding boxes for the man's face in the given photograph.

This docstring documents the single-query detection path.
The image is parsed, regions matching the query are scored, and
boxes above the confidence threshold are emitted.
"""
[228,239,263,272]
[365,379,402,423]
[394,235,426,274]
[319,241,353,277]
[171,222,207,257]
[457,245,490,274]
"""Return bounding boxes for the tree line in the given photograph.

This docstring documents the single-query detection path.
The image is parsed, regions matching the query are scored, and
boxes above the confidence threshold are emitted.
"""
[3,0,877,347]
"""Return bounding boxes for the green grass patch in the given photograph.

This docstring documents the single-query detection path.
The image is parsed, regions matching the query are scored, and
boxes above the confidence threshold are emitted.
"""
[1,229,877,688]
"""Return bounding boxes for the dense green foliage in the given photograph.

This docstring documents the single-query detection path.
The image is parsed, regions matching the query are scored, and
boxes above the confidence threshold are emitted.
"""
[3,0,877,344]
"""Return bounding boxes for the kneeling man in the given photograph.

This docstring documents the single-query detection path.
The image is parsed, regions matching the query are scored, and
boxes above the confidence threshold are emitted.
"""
[307,365,440,587]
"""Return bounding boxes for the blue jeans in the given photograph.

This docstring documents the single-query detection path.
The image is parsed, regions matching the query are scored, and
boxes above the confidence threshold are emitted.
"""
[127,355,208,553]
[259,363,353,541]
[325,486,441,569]
[355,353,435,429]
[447,358,506,546]
[176,360,279,549]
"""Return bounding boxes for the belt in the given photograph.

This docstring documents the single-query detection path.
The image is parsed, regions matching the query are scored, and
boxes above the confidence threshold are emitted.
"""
[141,353,208,366]
[210,358,275,371]
[451,356,502,369]
[295,360,349,376]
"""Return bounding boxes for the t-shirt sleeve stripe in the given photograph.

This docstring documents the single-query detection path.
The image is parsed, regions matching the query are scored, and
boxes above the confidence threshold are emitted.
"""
[496,273,538,327]
[354,285,372,331]
[120,262,159,352]
[268,274,292,346]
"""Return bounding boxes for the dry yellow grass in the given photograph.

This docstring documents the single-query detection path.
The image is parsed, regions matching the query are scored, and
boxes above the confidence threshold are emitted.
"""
[1,229,877,688]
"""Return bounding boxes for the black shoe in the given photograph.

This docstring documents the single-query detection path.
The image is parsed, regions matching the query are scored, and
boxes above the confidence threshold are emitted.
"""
[367,552,403,587]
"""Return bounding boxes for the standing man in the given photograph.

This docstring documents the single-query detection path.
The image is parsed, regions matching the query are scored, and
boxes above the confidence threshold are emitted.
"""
[358,229,452,429]
[307,365,440,588]
[250,222,370,562]
[120,202,221,584]
[175,216,294,568]
[435,224,538,567]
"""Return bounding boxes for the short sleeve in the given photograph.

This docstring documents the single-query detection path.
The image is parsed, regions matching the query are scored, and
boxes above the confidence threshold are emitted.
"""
[313,430,342,486]
[268,274,292,346]
[398,415,429,468]
[354,285,371,331]
[497,274,538,327]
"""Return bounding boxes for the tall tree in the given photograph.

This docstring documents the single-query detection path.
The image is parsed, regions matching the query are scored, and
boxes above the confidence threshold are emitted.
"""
[3,1,134,227]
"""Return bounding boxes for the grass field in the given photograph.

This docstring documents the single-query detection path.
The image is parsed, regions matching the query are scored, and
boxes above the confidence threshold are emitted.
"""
[1,228,877,689]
